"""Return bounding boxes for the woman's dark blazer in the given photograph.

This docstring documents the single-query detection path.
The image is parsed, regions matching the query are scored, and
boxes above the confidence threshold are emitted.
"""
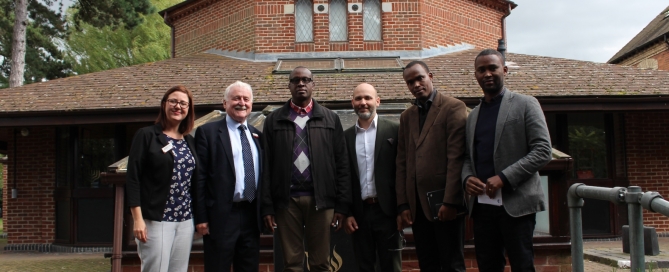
[125,123,198,221]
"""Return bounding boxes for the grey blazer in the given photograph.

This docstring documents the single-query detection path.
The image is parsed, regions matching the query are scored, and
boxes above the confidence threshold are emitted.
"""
[461,89,552,217]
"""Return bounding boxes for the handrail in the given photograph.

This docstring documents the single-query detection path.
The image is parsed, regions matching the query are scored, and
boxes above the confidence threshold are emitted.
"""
[568,184,669,272]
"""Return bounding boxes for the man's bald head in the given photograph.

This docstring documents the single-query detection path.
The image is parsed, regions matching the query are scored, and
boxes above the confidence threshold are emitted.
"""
[352,83,380,121]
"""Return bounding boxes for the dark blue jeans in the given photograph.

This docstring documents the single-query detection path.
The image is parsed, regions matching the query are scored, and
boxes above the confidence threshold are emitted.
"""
[472,202,537,272]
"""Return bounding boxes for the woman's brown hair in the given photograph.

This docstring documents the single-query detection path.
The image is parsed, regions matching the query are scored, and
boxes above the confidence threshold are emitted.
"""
[155,85,195,135]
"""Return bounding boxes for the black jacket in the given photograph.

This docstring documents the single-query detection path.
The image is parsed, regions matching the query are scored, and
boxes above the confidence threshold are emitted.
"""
[261,99,351,216]
[193,118,263,237]
[344,118,399,219]
[125,124,198,221]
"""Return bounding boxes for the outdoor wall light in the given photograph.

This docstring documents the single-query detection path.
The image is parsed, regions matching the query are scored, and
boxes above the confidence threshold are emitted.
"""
[20,128,29,137]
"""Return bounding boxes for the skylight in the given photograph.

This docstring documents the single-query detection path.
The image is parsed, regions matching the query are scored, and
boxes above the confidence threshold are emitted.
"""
[274,57,403,73]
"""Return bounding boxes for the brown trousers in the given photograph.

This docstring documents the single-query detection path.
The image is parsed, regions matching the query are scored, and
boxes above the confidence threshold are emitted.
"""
[275,196,334,272]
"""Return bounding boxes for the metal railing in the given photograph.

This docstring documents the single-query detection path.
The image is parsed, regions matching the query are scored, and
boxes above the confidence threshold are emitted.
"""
[568,183,669,272]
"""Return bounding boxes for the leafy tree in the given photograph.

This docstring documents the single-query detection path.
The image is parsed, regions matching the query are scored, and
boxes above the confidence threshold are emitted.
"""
[72,0,154,30]
[65,0,180,75]
[0,0,70,88]
[1,0,156,88]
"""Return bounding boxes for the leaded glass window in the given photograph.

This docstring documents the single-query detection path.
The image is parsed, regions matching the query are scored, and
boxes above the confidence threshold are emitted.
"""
[295,0,314,42]
[363,0,381,40]
[330,0,347,41]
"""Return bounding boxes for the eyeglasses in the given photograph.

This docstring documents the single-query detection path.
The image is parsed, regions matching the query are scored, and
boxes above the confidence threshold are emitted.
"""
[166,99,189,108]
[387,230,406,251]
[289,77,313,84]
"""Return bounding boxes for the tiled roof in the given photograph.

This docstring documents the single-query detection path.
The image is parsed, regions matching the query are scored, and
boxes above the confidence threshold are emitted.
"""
[608,5,669,63]
[2,49,669,114]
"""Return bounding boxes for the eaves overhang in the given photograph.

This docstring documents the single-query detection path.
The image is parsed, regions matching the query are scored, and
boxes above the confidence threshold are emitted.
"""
[2,95,669,127]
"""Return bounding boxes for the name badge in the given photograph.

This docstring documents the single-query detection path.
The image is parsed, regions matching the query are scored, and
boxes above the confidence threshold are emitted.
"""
[162,143,173,153]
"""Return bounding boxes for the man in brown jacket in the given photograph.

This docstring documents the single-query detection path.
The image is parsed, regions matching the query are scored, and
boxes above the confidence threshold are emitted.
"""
[397,60,468,271]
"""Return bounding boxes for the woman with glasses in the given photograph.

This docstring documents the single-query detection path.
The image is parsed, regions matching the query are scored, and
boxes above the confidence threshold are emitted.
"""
[126,86,198,272]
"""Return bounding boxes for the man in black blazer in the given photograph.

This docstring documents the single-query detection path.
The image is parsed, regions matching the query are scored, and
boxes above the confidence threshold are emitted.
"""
[194,81,263,272]
[344,83,402,272]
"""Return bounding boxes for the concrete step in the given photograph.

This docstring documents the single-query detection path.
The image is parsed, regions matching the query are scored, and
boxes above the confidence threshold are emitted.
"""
[584,247,669,269]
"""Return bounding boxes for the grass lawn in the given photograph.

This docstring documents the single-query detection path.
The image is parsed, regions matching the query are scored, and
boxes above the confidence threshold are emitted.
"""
[0,218,3,233]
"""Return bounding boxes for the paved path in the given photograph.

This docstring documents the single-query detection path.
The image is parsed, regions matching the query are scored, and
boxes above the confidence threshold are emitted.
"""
[0,237,666,271]
[0,251,109,272]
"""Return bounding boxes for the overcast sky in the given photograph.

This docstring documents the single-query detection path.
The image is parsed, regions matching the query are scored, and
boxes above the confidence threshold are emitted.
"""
[506,0,668,63]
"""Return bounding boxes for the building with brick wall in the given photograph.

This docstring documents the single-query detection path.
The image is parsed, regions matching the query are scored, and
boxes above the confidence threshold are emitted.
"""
[1,0,669,271]
[608,5,669,70]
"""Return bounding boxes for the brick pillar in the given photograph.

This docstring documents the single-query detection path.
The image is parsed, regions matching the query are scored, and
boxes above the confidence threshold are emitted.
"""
[4,127,56,245]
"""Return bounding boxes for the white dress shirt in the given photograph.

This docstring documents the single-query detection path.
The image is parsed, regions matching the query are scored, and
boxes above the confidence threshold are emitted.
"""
[226,115,260,202]
[355,114,378,200]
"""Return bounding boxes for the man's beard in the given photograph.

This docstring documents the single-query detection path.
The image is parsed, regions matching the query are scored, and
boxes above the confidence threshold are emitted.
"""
[355,108,374,120]
[481,80,504,96]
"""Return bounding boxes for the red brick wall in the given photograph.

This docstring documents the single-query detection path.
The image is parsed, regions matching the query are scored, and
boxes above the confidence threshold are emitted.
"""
[255,1,294,53]
[383,1,422,51]
[314,1,329,52]
[171,0,255,57]
[625,111,669,232]
[1,128,7,221]
[168,0,505,55]
[2,160,6,220]
[2,127,56,244]
[423,0,503,49]
[655,49,669,71]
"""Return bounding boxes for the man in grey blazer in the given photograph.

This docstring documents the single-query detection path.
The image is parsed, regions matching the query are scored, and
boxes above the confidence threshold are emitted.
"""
[462,49,552,271]
[343,83,402,272]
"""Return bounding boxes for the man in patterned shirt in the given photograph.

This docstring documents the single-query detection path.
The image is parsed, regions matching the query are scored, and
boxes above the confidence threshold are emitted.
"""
[261,66,351,272]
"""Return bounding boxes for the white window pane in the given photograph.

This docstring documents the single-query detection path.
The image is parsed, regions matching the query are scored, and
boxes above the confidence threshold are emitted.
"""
[296,0,313,42]
[330,0,347,41]
[363,0,381,41]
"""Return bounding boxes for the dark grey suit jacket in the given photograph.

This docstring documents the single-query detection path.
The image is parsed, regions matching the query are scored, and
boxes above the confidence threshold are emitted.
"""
[193,118,263,238]
[462,90,552,217]
[345,117,399,218]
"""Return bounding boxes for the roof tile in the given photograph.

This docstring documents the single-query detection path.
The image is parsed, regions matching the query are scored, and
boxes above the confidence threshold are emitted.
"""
[2,49,669,114]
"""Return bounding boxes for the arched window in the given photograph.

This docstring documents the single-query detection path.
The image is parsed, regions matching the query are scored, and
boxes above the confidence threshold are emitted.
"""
[295,0,314,42]
[363,0,381,41]
[330,0,347,41]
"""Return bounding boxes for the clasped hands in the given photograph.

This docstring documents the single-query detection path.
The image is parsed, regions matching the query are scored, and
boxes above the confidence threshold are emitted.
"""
[466,175,504,198]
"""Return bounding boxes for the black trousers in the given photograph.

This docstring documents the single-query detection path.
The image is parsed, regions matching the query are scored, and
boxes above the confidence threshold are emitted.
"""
[472,202,536,272]
[203,201,260,272]
[351,202,402,272]
[412,199,465,272]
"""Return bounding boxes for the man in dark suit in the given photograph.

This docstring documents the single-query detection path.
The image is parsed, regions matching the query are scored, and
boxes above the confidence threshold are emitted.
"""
[343,83,402,272]
[462,49,552,271]
[194,80,263,272]
[396,61,468,272]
